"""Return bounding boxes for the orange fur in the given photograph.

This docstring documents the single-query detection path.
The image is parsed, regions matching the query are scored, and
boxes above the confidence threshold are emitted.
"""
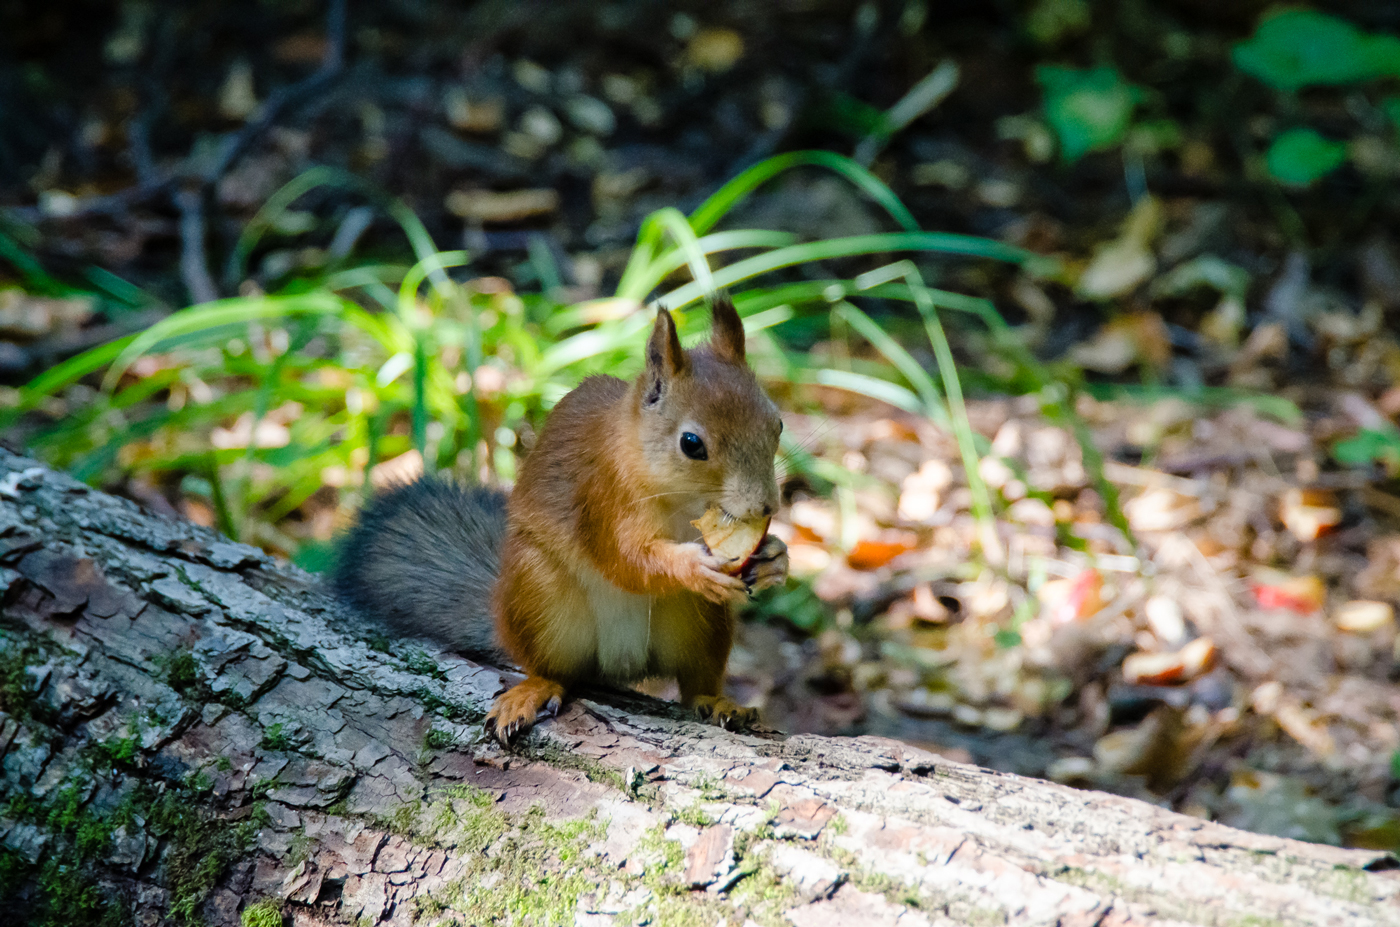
[485,297,784,743]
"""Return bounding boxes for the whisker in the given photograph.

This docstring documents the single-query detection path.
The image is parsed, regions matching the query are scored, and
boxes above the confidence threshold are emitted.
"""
[785,415,840,457]
[633,486,725,504]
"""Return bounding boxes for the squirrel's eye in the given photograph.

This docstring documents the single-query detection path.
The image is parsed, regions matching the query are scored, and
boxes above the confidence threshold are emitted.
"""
[679,432,708,460]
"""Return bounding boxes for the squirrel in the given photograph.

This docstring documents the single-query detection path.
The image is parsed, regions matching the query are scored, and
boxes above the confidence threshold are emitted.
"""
[332,294,789,744]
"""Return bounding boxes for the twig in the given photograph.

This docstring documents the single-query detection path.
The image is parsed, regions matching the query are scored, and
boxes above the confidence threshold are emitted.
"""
[11,0,349,248]
[176,187,218,305]
[205,0,347,184]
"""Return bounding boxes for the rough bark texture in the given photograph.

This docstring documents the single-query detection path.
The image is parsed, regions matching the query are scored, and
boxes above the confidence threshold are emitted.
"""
[0,448,1396,927]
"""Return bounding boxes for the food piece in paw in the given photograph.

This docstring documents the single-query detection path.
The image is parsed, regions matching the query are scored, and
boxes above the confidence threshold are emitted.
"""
[691,505,770,575]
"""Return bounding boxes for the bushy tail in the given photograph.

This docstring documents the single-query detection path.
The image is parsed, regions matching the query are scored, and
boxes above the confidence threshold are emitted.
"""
[332,475,507,660]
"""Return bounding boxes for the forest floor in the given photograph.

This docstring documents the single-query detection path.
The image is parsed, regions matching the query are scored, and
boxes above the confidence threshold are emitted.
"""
[4,0,1400,854]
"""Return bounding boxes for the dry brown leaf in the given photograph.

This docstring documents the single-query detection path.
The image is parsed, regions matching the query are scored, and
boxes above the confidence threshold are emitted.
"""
[1122,650,1186,685]
[1273,702,1337,758]
[1122,638,1215,685]
[370,450,424,489]
[898,458,952,522]
[1178,637,1216,677]
[445,188,560,222]
[1076,197,1162,300]
[1279,487,1342,543]
[846,534,917,571]
[1068,317,1142,374]
[1124,486,1201,532]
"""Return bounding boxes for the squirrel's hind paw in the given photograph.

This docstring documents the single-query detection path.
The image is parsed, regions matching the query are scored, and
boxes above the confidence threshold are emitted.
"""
[484,677,566,745]
[692,695,759,732]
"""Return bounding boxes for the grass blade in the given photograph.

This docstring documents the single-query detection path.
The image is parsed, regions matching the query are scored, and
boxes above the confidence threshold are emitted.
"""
[832,301,948,427]
[791,367,926,416]
[101,292,351,391]
[689,151,921,234]
[661,232,1032,309]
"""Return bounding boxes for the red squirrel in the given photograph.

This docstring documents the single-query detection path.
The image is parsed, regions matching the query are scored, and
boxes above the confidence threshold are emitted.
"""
[333,295,789,744]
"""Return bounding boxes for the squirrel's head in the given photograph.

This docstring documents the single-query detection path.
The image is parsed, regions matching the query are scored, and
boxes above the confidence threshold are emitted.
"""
[634,294,781,523]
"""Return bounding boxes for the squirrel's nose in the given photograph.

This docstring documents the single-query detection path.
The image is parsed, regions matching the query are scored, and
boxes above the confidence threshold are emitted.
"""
[761,503,774,517]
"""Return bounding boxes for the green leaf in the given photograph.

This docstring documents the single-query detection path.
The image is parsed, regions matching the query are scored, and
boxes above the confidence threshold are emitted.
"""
[1333,428,1400,470]
[1265,128,1348,187]
[1233,10,1400,92]
[1382,96,1400,133]
[687,150,921,236]
[816,92,893,138]
[993,629,1023,649]
[1037,66,1140,162]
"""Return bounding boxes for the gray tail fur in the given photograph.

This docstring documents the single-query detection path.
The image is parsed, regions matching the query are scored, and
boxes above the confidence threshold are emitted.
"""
[331,475,507,661]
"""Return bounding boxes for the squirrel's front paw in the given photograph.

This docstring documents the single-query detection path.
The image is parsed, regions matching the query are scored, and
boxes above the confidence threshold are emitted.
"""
[740,534,789,592]
[679,542,748,605]
[484,677,566,746]
[693,695,759,731]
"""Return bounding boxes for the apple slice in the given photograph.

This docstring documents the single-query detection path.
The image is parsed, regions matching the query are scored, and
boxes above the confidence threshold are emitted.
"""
[691,506,769,575]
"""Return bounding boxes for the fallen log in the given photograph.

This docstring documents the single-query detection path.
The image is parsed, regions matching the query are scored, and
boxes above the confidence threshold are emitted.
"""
[0,448,1394,927]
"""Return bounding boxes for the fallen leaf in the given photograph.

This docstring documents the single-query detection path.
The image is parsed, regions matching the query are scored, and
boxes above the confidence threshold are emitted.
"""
[1279,487,1342,542]
[846,533,918,571]
[1039,569,1104,625]
[1070,312,1171,374]
[685,28,744,73]
[1144,595,1187,645]
[1124,486,1200,532]
[1334,599,1394,633]
[445,188,560,223]
[898,458,953,522]
[370,450,424,489]
[1252,573,1326,614]
[1122,650,1186,685]
[1076,196,1162,299]
[1273,702,1336,758]
[445,88,505,133]
[1178,636,1216,677]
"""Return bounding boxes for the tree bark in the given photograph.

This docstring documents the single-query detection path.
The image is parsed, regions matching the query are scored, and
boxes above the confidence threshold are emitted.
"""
[0,448,1395,927]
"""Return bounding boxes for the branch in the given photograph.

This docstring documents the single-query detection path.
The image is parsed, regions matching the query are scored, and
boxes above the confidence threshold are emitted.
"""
[0,448,1395,927]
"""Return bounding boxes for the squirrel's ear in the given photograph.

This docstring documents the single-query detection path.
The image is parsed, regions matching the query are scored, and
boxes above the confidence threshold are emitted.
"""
[643,308,685,406]
[709,292,745,364]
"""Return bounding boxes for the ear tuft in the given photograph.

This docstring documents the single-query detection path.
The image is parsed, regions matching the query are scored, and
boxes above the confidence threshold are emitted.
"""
[709,292,745,363]
[643,308,685,406]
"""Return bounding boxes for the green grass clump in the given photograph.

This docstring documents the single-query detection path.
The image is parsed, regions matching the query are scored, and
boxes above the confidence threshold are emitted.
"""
[2,150,1054,574]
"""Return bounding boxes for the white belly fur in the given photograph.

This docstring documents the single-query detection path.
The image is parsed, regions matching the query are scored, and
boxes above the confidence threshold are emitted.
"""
[578,563,652,681]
